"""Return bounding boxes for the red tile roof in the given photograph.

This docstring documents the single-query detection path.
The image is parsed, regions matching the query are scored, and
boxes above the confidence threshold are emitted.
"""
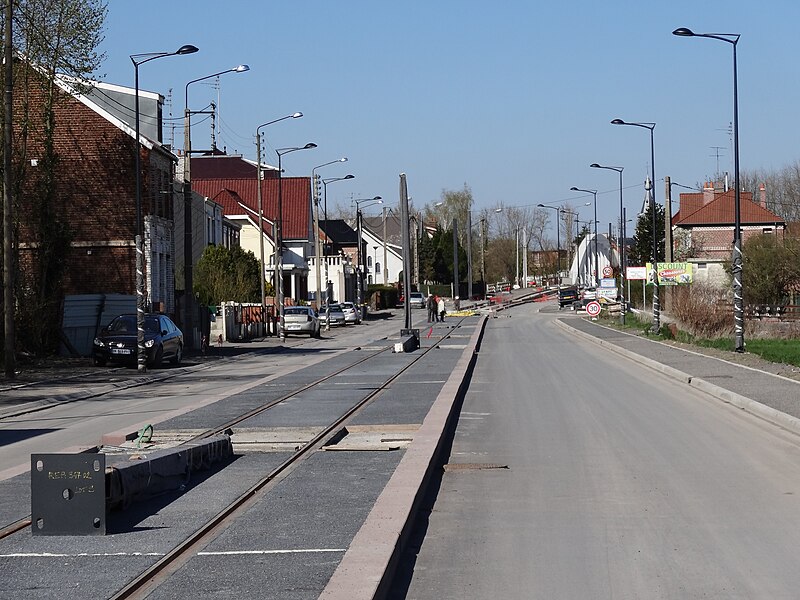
[674,189,784,226]
[192,177,311,240]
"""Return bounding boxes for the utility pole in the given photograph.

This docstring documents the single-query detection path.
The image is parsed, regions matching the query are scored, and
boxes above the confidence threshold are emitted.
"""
[382,206,388,285]
[3,0,15,378]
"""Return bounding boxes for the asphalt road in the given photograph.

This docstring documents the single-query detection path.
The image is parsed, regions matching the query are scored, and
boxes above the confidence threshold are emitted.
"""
[397,303,800,599]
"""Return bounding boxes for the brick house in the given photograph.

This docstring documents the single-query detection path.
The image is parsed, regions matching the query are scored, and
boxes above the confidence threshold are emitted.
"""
[673,183,785,286]
[15,68,179,318]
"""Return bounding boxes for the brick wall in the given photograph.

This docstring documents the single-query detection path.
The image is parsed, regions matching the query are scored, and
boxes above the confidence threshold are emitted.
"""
[15,64,176,312]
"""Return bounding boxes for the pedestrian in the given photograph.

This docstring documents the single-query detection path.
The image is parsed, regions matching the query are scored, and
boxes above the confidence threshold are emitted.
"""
[426,293,436,323]
[438,295,446,322]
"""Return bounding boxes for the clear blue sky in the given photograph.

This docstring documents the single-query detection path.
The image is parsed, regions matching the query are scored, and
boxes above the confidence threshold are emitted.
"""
[98,0,800,235]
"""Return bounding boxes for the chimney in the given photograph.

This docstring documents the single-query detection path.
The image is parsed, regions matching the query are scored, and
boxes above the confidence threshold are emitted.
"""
[703,181,715,206]
[759,183,767,208]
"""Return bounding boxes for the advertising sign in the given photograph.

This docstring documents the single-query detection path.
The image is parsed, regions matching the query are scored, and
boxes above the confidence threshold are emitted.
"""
[645,262,693,286]
[627,266,647,280]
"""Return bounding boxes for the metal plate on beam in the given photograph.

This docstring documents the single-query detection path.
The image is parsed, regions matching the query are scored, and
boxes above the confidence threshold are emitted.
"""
[31,454,106,536]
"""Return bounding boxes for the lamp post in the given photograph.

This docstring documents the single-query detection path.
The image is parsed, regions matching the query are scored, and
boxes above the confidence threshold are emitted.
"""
[591,163,626,324]
[354,196,383,320]
[130,43,198,374]
[611,118,659,332]
[275,143,317,340]
[673,27,743,351]
[184,63,249,352]
[312,158,347,314]
[570,187,599,287]
[537,204,562,289]
[321,174,354,329]
[373,245,379,283]
[256,113,303,336]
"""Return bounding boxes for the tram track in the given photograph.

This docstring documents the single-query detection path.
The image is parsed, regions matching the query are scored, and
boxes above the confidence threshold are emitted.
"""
[0,318,465,557]
[108,318,466,599]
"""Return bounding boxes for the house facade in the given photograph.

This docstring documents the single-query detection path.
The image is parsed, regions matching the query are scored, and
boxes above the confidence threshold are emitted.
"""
[15,67,180,325]
[673,183,785,286]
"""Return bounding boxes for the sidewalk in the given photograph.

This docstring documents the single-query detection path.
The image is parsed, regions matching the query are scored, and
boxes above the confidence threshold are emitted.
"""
[558,316,800,433]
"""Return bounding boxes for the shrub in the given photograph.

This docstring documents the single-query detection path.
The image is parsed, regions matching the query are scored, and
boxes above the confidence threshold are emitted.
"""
[669,283,732,338]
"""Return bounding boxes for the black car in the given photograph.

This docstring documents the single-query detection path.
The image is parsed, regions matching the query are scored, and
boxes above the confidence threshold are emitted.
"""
[558,286,579,309]
[92,314,184,367]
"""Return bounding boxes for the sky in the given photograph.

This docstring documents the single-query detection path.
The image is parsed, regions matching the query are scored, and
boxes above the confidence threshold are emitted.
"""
[97,0,800,240]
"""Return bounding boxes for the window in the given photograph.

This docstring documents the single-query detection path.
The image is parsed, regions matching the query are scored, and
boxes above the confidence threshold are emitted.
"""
[763,227,773,234]
[375,262,381,274]
[697,262,707,270]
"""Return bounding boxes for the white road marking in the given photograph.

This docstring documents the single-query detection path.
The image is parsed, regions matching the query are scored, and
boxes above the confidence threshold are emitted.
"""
[198,548,347,556]
[1,548,347,558]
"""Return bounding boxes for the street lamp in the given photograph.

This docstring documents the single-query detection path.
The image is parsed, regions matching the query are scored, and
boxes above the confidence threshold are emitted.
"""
[537,204,562,289]
[321,174,354,329]
[591,163,626,324]
[312,158,347,314]
[275,143,317,340]
[255,112,303,336]
[570,187,599,286]
[611,117,659,332]
[130,43,198,374]
[184,63,249,352]
[354,196,383,320]
[673,27,743,352]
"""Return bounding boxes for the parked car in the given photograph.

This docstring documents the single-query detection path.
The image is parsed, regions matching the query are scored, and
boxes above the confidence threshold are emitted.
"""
[582,287,598,302]
[558,286,579,309]
[408,292,426,309]
[340,302,361,324]
[92,314,183,368]
[283,306,320,337]
[319,303,347,327]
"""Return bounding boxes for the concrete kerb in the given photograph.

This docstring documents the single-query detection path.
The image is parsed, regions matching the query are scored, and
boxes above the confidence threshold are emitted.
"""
[554,318,800,437]
[319,315,488,600]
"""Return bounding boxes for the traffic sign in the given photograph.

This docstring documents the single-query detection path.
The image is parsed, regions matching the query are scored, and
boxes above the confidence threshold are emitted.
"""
[602,266,613,278]
[586,301,601,317]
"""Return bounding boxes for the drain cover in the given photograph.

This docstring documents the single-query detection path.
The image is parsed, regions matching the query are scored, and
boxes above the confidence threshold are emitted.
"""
[443,463,508,472]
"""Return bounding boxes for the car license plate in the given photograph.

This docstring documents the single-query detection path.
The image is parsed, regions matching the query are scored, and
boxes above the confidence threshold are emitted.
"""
[288,325,300,330]
[111,348,132,355]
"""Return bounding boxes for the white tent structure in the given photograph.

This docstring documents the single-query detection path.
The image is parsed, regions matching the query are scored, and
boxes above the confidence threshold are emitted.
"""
[567,233,619,286]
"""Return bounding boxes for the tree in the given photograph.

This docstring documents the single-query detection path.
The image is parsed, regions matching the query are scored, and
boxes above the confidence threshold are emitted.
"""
[194,245,261,306]
[741,233,800,305]
[629,202,665,266]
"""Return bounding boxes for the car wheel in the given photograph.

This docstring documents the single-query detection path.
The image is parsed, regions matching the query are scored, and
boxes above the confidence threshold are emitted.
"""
[170,344,182,366]
[93,356,106,367]
[151,345,164,368]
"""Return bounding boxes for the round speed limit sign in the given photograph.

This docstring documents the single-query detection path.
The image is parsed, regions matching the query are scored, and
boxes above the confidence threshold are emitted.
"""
[586,301,601,317]
[602,266,613,278]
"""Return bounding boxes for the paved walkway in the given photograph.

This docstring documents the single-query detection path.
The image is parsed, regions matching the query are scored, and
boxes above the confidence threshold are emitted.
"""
[559,315,800,434]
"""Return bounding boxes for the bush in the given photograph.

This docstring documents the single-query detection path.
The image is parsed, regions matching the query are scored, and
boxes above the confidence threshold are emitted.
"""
[669,283,732,338]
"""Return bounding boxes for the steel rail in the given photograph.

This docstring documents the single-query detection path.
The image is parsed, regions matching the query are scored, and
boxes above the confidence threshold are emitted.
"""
[107,319,467,599]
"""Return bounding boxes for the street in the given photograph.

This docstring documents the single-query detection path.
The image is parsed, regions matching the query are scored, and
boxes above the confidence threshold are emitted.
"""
[397,303,800,599]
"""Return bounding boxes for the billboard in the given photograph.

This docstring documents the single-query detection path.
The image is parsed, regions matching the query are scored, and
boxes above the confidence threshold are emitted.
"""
[645,262,693,285]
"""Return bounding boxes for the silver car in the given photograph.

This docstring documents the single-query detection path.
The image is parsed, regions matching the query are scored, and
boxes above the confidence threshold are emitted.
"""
[340,302,361,324]
[319,303,346,327]
[283,306,320,337]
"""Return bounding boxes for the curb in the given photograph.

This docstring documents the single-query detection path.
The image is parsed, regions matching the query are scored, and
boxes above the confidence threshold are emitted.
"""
[554,318,800,436]
[319,315,488,600]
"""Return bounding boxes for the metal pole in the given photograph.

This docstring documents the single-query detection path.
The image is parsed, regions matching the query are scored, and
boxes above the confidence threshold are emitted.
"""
[400,174,412,330]
[467,211,473,298]
[256,131,266,335]
[649,128,660,333]
[619,169,626,324]
[277,153,284,341]
[383,206,388,286]
[135,65,147,374]
[593,192,598,286]
[452,218,458,298]
[356,206,363,319]
[732,40,744,352]
[480,218,486,298]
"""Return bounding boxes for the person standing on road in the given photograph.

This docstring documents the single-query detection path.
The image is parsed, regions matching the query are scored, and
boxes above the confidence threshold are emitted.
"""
[438,295,446,322]
[427,294,436,323]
